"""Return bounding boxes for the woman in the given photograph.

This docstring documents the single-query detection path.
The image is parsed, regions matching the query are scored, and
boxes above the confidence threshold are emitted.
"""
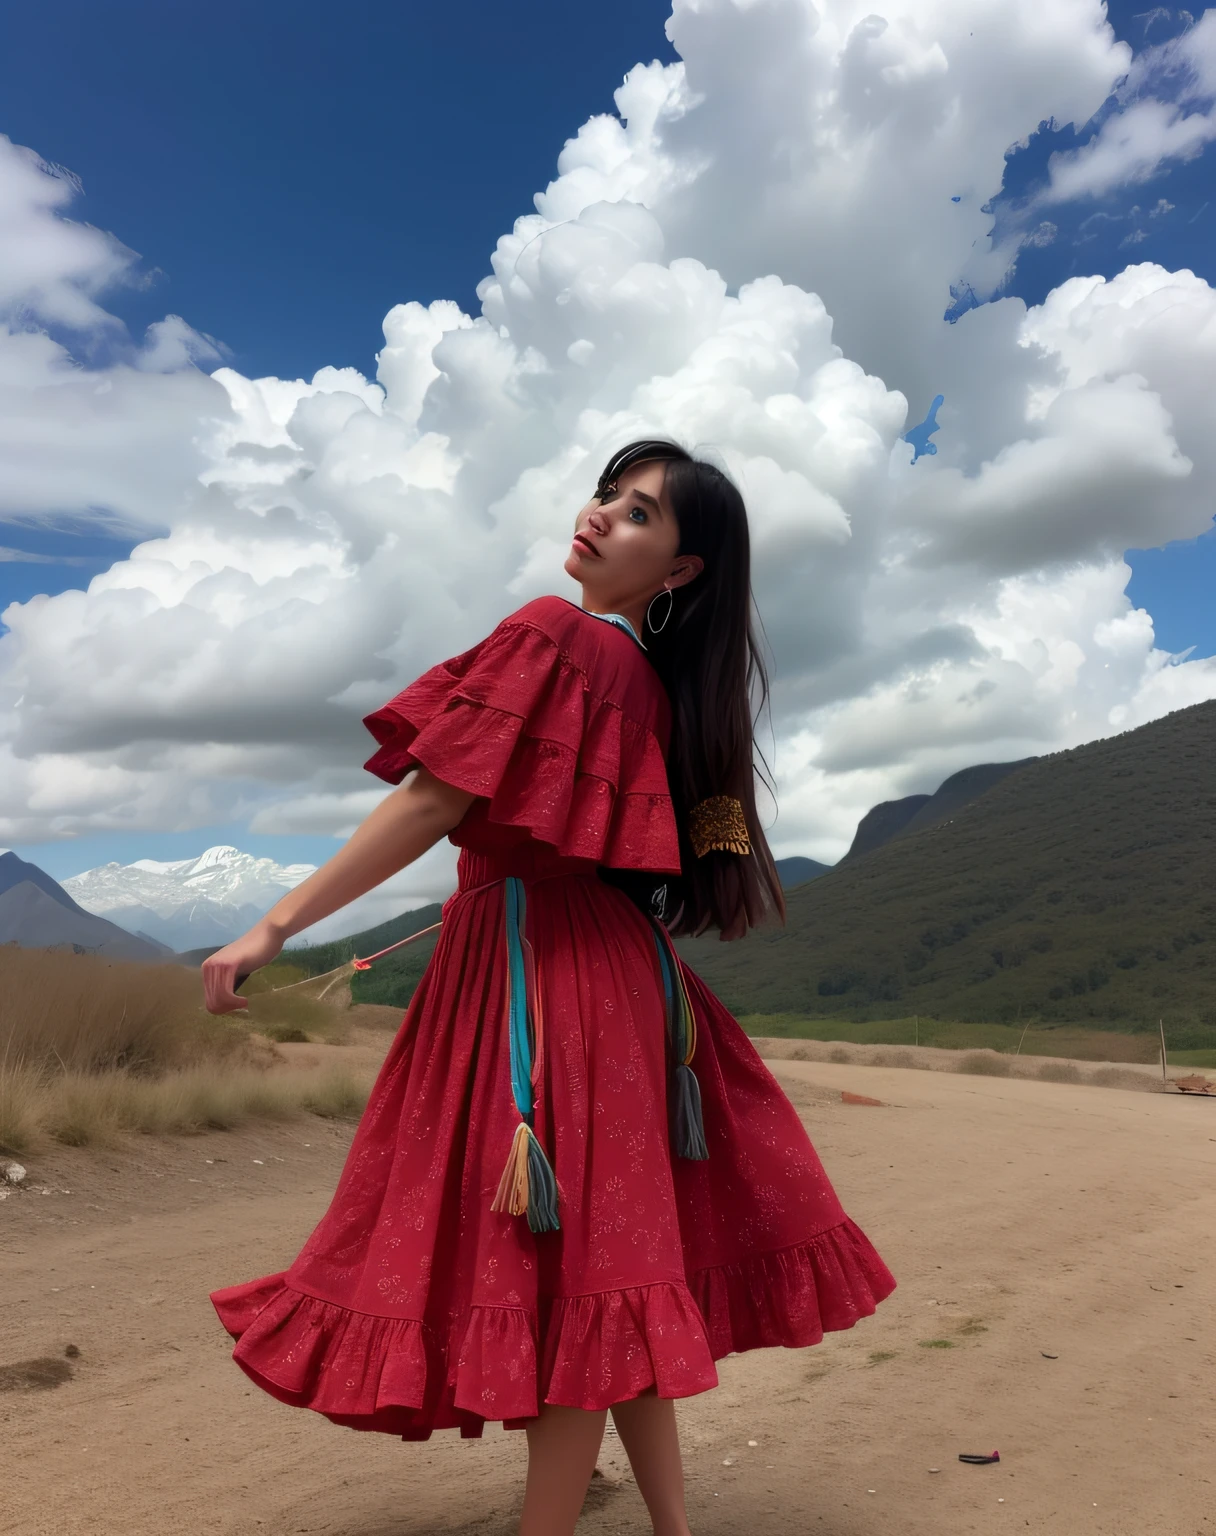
[204,439,896,1536]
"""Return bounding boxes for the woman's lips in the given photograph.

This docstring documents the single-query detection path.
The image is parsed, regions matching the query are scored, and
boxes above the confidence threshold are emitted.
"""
[572,532,602,557]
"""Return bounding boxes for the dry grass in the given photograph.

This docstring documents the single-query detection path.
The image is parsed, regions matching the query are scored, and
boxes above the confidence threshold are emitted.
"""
[1089,1064,1157,1091]
[1,1061,369,1151]
[955,1050,1013,1076]
[3,947,247,1077]
[1037,1060,1083,1084]
[0,948,370,1155]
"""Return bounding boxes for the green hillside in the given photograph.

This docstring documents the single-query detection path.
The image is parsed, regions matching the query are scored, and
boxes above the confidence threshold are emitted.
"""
[268,901,443,1008]
[677,699,1216,1044]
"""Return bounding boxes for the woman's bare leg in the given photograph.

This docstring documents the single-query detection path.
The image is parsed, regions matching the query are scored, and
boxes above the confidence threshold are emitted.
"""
[518,1402,608,1536]
[609,1387,693,1536]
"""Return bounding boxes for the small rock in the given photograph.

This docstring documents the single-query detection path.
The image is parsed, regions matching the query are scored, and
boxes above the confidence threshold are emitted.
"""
[64,1344,80,1359]
[252,1159,264,1165]
[928,1468,940,1474]
[3,1161,26,1185]
[722,1458,734,1466]
[747,1439,758,1447]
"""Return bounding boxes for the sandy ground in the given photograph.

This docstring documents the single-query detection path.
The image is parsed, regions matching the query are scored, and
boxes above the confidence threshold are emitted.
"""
[3,1051,1215,1536]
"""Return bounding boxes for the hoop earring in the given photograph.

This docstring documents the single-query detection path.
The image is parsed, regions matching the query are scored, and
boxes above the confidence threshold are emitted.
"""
[646,586,674,634]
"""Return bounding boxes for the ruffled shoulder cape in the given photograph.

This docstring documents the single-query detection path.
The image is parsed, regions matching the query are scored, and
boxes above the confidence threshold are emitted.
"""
[361,596,681,873]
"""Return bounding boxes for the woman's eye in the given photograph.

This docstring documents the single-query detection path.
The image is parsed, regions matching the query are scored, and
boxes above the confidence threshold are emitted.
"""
[628,507,648,524]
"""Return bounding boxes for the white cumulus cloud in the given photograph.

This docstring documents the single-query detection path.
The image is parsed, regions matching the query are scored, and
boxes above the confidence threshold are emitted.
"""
[2,0,1215,939]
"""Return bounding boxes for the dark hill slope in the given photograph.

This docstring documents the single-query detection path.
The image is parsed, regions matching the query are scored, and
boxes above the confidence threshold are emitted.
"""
[843,758,1036,860]
[896,757,1038,839]
[775,856,832,887]
[842,793,930,860]
[0,881,168,962]
[677,700,1216,1036]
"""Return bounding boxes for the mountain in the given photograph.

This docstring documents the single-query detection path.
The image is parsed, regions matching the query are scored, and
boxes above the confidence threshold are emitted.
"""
[62,844,317,952]
[843,758,1037,861]
[0,852,170,961]
[675,700,1216,1041]
[774,856,832,888]
[1,849,94,916]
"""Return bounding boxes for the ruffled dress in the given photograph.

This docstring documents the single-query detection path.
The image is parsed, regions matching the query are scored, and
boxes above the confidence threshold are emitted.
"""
[209,595,896,1440]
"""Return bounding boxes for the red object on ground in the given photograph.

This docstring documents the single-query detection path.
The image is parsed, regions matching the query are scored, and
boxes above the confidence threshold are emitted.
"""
[841,1090,886,1106]
[210,597,897,1441]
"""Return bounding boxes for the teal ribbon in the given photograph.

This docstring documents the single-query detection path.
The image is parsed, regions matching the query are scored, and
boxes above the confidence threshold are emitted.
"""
[651,924,682,1053]
[504,875,534,1120]
[502,875,560,1230]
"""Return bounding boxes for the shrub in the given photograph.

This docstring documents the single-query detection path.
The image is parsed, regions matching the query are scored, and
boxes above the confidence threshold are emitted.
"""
[0,1063,40,1155]
[1037,1061,1082,1083]
[955,1051,1012,1076]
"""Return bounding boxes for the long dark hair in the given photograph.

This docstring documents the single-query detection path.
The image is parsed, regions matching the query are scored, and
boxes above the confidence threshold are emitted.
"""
[595,438,786,940]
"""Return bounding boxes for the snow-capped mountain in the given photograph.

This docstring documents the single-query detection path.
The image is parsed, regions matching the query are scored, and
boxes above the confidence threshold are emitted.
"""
[62,844,317,953]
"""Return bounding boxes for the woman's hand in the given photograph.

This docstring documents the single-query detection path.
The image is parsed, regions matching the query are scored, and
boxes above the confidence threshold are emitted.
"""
[202,919,286,1014]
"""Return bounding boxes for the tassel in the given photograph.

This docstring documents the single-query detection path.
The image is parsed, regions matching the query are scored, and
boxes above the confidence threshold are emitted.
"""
[671,1062,709,1160]
[490,1121,531,1217]
[524,1126,560,1232]
[490,1120,561,1232]
[649,917,711,1162]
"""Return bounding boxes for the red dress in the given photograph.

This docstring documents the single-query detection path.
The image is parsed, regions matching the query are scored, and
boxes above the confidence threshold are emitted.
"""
[210,596,896,1440]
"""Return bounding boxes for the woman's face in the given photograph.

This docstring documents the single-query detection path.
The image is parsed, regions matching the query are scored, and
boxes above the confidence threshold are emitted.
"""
[563,460,702,614]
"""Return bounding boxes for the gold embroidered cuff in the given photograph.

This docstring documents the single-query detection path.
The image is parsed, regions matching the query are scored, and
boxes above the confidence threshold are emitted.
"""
[688,795,751,858]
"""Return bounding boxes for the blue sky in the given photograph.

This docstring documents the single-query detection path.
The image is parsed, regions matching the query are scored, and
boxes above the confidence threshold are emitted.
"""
[3,0,1214,881]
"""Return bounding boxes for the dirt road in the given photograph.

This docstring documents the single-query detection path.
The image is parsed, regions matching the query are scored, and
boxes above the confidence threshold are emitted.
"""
[3,1058,1214,1535]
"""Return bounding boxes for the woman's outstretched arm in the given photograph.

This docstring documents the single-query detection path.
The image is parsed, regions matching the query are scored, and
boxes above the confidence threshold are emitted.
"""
[201,767,475,1015]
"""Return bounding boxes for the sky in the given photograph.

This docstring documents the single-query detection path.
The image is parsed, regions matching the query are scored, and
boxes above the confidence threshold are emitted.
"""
[1,0,1215,935]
